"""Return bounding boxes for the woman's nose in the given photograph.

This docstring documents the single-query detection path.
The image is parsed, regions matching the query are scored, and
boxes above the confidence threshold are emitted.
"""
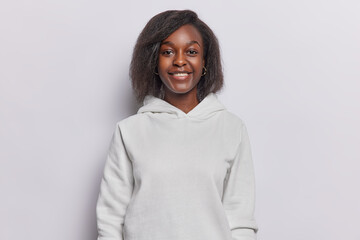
[173,53,186,67]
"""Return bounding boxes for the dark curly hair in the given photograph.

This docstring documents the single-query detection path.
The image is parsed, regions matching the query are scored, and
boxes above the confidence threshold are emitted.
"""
[130,10,224,103]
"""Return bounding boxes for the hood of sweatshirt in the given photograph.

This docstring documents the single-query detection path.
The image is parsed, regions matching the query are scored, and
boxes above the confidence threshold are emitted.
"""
[137,93,226,120]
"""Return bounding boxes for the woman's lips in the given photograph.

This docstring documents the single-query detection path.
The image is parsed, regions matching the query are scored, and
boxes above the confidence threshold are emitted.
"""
[168,72,192,80]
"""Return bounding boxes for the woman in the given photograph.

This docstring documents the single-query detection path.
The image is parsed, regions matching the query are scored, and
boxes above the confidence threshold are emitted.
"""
[96,10,258,240]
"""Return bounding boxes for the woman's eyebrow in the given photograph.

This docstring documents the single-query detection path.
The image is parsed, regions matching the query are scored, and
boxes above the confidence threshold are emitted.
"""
[161,40,201,47]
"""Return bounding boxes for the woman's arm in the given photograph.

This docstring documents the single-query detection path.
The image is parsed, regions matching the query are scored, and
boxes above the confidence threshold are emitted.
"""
[222,122,258,240]
[96,123,134,240]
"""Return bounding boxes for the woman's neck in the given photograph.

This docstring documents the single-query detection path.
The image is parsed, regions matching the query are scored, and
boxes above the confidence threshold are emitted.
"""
[163,87,199,114]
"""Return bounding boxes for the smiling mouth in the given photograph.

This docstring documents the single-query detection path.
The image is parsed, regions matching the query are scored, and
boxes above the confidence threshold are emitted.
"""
[168,71,192,80]
[169,72,192,76]
[172,73,189,77]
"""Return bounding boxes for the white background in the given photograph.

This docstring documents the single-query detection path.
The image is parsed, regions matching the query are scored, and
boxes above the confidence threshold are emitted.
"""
[1,1,359,240]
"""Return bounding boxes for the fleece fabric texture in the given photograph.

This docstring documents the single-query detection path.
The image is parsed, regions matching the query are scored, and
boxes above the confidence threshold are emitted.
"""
[96,92,258,240]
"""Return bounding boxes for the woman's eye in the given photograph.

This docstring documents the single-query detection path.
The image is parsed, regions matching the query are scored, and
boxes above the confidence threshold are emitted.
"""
[188,50,198,55]
[161,50,173,55]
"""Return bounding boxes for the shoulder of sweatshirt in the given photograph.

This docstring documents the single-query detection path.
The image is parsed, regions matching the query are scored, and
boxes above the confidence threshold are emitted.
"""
[220,110,249,145]
[221,110,247,127]
[113,113,146,130]
[112,110,249,158]
[113,109,247,135]
[116,110,246,125]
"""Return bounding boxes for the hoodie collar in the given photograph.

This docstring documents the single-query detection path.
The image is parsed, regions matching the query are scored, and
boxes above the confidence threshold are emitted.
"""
[137,93,226,119]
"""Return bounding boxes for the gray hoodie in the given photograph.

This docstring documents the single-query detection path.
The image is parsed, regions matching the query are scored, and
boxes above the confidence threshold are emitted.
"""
[96,92,258,240]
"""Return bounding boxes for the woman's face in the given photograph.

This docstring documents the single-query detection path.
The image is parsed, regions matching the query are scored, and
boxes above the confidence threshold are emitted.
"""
[158,24,204,97]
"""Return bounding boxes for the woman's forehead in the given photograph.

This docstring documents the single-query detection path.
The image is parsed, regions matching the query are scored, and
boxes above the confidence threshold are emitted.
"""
[162,24,203,47]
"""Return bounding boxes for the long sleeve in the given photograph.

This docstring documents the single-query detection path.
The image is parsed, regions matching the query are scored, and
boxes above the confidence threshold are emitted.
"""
[222,122,258,240]
[96,123,134,240]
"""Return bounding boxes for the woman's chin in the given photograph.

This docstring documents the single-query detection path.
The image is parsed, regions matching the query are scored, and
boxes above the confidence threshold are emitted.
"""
[165,85,196,95]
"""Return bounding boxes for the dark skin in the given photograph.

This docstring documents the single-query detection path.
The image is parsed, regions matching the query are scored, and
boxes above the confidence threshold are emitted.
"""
[158,24,205,114]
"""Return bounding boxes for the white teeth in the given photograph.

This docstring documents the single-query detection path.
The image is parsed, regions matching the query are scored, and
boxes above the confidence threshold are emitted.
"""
[173,73,188,76]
